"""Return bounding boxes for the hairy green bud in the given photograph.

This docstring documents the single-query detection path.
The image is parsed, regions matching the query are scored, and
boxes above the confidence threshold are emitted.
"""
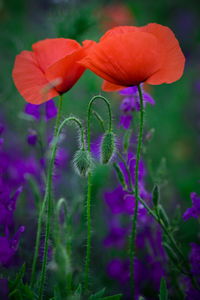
[73,149,91,177]
[101,131,115,164]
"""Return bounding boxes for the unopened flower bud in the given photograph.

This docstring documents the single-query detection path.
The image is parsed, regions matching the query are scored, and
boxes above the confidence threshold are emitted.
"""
[101,131,115,164]
[73,148,91,177]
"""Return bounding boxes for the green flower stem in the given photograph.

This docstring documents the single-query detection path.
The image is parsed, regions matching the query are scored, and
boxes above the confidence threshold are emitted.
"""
[84,95,112,293]
[39,116,84,299]
[58,116,85,149]
[56,198,72,296]
[92,110,106,132]
[39,94,63,300]
[130,84,144,300]
[30,95,63,290]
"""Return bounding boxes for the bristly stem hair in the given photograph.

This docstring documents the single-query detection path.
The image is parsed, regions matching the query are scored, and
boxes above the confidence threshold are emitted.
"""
[130,84,144,300]
[84,95,112,293]
[38,94,63,300]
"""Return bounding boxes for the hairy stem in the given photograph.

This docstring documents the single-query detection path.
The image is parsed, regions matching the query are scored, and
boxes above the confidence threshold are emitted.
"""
[38,94,63,299]
[84,95,112,293]
[130,84,144,300]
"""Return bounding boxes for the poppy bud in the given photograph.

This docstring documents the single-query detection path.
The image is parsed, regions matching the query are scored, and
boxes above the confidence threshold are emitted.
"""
[73,148,91,177]
[101,131,115,164]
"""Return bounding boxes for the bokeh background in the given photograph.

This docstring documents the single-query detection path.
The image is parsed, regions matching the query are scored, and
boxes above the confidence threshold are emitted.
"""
[1,0,200,299]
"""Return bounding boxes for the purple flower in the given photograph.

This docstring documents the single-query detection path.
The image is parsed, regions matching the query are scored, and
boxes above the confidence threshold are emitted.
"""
[189,242,200,276]
[0,226,24,266]
[118,85,155,130]
[183,192,200,221]
[119,115,133,130]
[107,258,130,283]
[0,279,9,300]
[104,226,127,248]
[0,123,4,135]
[0,138,3,149]
[24,103,40,120]
[45,99,58,121]
[27,130,37,146]
[24,99,57,122]
[0,181,22,227]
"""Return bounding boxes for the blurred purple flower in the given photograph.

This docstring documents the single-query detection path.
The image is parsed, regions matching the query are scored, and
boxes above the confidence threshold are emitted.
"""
[27,130,37,146]
[24,99,57,122]
[119,85,155,130]
[0,226,24,266]
[190,242,200,276]
[0,138,3,149]
[0,183,22,227]
[45,99,58,121]
[24,103,40,120]
[0,279,8,300]
[104,226,127,248]
[0,123,4,135]
[183,192,200,221]
[107,258,130,283]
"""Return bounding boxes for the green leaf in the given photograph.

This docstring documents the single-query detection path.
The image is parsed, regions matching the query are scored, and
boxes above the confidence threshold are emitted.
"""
[9,263,25,291]
[138,297,145,300]
[89,288,106,299]
[101,293,122,300]
[113,163,127,190]
[123,129,131,154]
[159,277,168,300]
[54,285,62,300]
[74,283,82,295]
[158,205,170,228]
[152,185,159,208]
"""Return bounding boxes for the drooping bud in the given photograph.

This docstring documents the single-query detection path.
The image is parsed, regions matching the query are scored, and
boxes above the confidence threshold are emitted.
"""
[101,131,115,164]
[73,148,91,177]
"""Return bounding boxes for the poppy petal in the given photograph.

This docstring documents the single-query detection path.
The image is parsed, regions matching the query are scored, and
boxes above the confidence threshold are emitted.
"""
[32,38,81,72]
[12,51,58,105]
[100,25,138,41]
[141,23,185,84]
[80,32,162,86]
[45,48,86,94]
[102,80,126,92]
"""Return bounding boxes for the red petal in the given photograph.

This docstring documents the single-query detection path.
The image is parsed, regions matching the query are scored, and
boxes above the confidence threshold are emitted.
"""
[45,48,86,94]
[12,51,58,104]
[45,40,96,94]
[32,38,81,72]
[100,26,139,41]
[141,23,185,84]
[80,31,162,86]
[102,80,126,92]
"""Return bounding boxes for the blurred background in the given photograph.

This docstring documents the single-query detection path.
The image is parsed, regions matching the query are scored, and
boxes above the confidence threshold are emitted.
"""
[1,0,200,299]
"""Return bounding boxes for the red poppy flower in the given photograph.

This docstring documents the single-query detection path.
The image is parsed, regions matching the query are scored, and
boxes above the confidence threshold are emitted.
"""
[99,3,134,30]
[79,23,185,92]
[12,38,94,104]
